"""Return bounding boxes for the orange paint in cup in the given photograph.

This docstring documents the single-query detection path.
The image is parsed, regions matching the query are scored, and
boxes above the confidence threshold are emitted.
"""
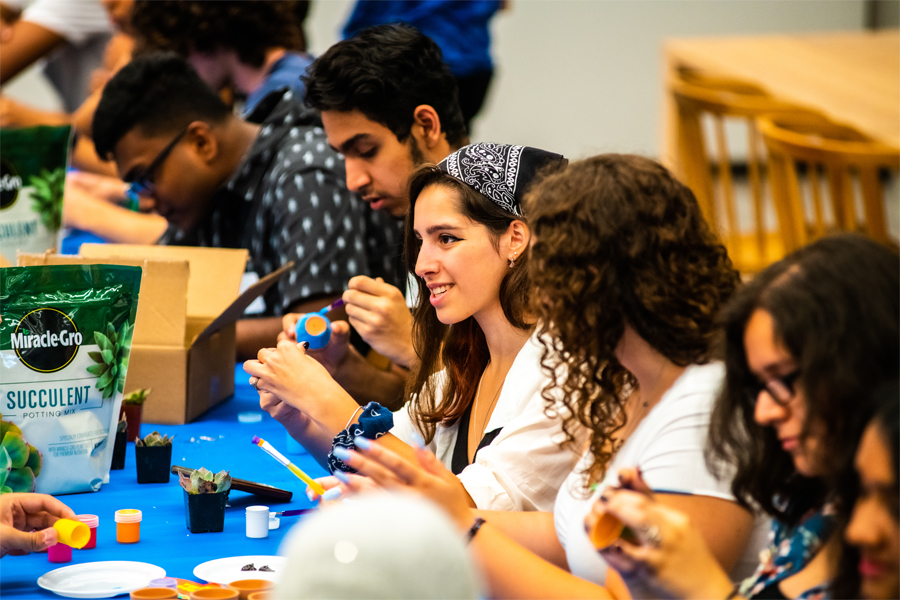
[115,509,142,543]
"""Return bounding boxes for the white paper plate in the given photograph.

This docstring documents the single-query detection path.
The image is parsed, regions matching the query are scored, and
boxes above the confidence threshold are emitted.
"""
[193,555,285,584]
[37,561,166,598]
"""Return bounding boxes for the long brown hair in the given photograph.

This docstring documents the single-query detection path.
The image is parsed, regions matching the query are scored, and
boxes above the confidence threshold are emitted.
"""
[524,154,739,489]
[403,165,533,442]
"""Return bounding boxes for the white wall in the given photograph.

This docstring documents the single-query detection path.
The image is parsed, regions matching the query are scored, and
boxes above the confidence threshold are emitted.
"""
[307,0,865,160]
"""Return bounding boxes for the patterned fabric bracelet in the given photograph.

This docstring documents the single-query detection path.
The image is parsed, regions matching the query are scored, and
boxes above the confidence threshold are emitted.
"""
[327,402,394,474]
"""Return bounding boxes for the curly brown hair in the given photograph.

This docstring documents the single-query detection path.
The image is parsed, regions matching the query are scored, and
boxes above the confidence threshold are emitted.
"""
[524,154,740,490]
[403,165,534,442]
[131,1,307,67]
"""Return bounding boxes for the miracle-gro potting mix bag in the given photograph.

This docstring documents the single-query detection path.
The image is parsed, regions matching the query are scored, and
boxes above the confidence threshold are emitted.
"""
[0,264,141,495]
[0,125,71,266]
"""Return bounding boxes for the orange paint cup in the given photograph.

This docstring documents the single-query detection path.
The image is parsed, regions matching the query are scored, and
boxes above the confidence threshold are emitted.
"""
[115,509,142,543]
[190,588,239,600]
[228,579,274,600]
[248,592,272,600]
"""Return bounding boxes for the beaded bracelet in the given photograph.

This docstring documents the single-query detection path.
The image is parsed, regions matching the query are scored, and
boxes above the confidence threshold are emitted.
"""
[327,402,394,474]
[466,517,486,544]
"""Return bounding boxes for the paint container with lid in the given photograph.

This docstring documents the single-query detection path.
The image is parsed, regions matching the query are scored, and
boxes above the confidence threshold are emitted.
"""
[76,514,99,549]
[245,506,269,539]
[115,509,142,543]
[47,542,72,563]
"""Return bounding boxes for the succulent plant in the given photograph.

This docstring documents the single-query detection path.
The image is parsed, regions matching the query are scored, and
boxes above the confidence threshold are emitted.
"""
[117,413,128,433]
[135,431,174,447]
[0,415,41,494]
[28,166,65,231]
[86,322,133,399]
[179,467,231,495]
[122,388,151,405]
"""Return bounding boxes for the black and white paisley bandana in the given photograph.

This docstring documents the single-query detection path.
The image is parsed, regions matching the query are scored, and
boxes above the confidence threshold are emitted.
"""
[438,143,567,216]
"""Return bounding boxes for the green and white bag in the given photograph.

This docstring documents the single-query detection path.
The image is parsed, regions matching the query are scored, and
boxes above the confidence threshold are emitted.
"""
[0,125,71,266]
[0,264,141,495]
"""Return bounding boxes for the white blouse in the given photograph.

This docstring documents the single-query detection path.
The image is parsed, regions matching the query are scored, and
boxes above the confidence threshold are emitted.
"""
[391,331,585,512]
[554,363,771,592]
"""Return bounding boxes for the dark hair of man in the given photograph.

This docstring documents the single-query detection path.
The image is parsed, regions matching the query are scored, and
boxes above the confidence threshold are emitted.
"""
[93,52,233,159]
[523,154,740,491]
[304,23,467,148]
[707,234,900,529]
[402,165,532,442]
[130,1,307,65]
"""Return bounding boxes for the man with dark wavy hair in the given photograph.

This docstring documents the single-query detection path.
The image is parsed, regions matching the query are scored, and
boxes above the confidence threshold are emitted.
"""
[275,23,468,412]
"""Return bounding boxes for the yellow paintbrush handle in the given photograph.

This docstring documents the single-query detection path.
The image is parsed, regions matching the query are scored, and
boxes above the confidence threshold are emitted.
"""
[287,463,325,495]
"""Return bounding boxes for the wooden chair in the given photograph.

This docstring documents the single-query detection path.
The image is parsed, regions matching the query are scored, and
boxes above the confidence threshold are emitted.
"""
[758,115,899,251]
[670,75,812,273]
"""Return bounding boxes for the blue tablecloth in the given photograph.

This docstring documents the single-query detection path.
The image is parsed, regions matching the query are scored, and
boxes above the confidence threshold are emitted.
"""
[0,365,325,598]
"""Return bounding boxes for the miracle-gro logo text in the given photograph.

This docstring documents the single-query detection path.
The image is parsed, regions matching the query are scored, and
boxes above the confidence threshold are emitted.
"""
[13,308,81,373]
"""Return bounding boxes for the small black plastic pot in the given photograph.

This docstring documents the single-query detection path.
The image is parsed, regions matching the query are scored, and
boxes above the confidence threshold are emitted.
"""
[183,490,228,533]
[110,429,127,470]
[134,444,172,483]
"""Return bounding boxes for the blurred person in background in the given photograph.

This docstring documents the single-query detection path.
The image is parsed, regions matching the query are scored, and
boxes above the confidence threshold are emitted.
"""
[343,0,503,133]
[130,0,312,120]
[844,381,900,600]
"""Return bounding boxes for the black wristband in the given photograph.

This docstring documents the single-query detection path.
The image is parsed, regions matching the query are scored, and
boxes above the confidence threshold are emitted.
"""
[465,517,486,544]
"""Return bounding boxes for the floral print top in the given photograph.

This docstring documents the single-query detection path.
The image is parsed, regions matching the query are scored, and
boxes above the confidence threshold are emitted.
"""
[739,503,836,599]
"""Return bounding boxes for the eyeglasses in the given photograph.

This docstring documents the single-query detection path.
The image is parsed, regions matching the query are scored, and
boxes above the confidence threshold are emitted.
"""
[124,126,188,210]
[745,370,802,406]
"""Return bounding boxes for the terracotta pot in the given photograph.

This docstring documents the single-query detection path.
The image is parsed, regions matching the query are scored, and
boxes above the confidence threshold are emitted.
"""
[228,579,274,600]
[184,490,228,533]
[134,445,172,484]
[121,403,143,443]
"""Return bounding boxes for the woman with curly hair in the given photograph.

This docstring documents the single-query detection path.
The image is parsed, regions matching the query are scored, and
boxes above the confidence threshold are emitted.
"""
[337,154,767,599]
[245,143,584,513]
[595,234,899,599]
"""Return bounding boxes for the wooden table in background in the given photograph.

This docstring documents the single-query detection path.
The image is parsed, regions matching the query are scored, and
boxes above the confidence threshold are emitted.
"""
[662,29,900,178]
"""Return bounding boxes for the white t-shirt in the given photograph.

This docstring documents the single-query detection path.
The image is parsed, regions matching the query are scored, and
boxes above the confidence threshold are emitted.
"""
[554,362,771,591]
[20,0,113,111]
[391,331,585,512]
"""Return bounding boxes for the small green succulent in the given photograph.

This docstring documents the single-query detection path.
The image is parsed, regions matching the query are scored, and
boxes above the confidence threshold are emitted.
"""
[179,467,231,495]
[28,166,65,231]
[0,415,41,494]
[117,413,128,433]
[86,322,133,399]
[122,388,151,405]
[135,431,174,447]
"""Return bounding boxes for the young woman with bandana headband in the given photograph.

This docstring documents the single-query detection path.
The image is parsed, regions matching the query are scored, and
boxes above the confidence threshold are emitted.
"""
[330,155,772,599]
[243,143,585,513]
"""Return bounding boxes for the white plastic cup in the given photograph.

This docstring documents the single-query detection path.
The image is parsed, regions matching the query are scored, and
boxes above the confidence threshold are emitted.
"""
[246,506,269,539]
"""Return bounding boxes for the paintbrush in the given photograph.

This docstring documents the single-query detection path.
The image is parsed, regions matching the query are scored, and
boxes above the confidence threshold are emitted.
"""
[251,436,326,496]
[317,298,345,315]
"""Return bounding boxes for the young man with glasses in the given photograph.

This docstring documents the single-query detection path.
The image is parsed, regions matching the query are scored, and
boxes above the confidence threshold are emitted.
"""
[93,52,384,359]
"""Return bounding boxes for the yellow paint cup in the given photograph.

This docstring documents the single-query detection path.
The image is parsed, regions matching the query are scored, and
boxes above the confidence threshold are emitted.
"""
[52,518,90,549]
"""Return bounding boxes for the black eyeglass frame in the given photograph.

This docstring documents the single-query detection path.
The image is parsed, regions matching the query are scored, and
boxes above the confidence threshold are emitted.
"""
[125,126,189,208]
[744,369,802,407]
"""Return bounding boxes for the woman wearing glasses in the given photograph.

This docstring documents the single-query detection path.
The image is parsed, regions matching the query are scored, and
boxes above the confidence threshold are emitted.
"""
[596,234,899,599]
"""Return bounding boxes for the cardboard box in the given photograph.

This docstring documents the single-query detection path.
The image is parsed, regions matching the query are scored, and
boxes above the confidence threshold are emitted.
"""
[18,244,290,424]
